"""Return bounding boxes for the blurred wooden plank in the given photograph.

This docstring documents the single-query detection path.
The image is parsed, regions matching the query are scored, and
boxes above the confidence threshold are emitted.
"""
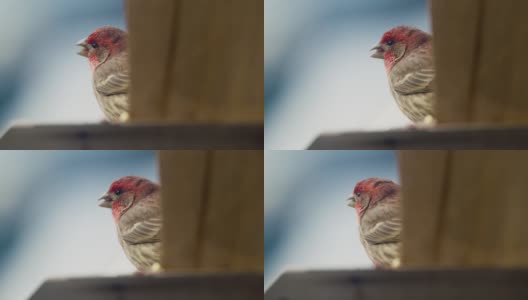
[127,0,263,122]
[437,151,528,266]
[159,151,209,270]
[471,1,515,122]
[201,151,263,271]
[398,151,449,266]
[30,272,262,300]
[165,0,263,122]
[0,123,263,150]
[400,151,528,267]
[127,0,176,120]
[307,125,528,150]
[505,1,528,122]
[265,269,528,300]
[431,0,480,123]
[159,150,263,272]
[432,0,528,123]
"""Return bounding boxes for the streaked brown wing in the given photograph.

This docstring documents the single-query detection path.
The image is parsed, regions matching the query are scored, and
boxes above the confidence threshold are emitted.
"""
[120,216,162,245]
[392,68,435,95]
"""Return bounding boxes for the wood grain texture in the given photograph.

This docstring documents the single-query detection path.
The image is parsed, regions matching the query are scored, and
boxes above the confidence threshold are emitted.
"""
[504,1,528,122]
[127,0,263,122]
[438,151,528,266]
[159,151,209,270]
[400,150,528,267]
[432,0,528,124]
[431,0,480,123]
[158,151,263,272]
[127,0,176,120]
[200,151,263,271]
[398,150,449,266]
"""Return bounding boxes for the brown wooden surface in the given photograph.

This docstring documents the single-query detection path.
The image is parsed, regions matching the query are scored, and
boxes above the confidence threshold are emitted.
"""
[431,0,480,123]
[398,151,449,266]
[432,0,528,124]
[158,151,263,272]
[158,151,209,270]
[400,151,528,267]
[265,269,528,300]
[126,0,176,120]
[0,123,263,150]
[30,273,262,300]
[201,151,263,270]
[307,125,528,149]
[127,0,263,122]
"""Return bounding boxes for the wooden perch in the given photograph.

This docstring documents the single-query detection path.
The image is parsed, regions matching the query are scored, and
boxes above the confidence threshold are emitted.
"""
[307,125,528,149]
[0,123,262,149]
[265,269,528,300]
[432,0,528,123]
[158,151,263,271]
[400,150,528,267]
[31,272,262,300]
[127,0,263,122]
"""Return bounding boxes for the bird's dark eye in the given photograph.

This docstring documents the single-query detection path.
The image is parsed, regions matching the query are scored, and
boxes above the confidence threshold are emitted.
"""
[356,192,361,197]
[386,39,394,46]
[114,189,122,195]
[90,42,99,49]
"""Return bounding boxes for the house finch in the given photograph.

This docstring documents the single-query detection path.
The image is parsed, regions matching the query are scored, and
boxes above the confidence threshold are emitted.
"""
[347,177,402,268]
[370,25,436,124]
[77,26,130,122]
[98,176,162,272]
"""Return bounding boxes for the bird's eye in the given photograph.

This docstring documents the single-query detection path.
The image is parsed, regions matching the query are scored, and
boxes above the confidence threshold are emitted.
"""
[356,192,361,197]
[114,189,122,195]
[90,42,99,49]
[386,39,394,46]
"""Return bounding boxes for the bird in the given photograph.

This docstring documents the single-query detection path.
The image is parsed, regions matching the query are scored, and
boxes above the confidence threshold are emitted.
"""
[370,25,436,125]
[77,26,130,123]
[98,176,162,272]
[347,177,402,269]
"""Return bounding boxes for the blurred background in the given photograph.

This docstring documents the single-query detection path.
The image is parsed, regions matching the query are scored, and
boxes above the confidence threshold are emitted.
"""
[0,0,125,134]
[265,0,429,149]
[264,150,398,289]
[0,150,157,300]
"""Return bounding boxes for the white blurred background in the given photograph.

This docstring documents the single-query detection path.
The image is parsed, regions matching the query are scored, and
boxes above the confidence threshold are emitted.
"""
[0,0,125,134]
[264,150,398,289]
[265,0,430,149]
[0,151,158,300]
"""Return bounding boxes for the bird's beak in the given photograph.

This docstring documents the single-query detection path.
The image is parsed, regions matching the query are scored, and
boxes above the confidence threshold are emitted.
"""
[98,193,113,208]
[370,43,384,59]
[76,38,89,57]
[346,195,356,207]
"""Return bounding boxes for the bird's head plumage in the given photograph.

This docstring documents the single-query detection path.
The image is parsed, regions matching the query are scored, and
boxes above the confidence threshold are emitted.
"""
[77,26,127,69]
[347,177,399,217]
[370,25,431,70]
[98,176,158,220]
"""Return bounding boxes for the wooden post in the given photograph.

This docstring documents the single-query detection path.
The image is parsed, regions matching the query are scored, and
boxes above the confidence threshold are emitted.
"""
[432,0,528,124]
[158,151,263,272]
[401,150,528,267]
[126,0,263,122]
